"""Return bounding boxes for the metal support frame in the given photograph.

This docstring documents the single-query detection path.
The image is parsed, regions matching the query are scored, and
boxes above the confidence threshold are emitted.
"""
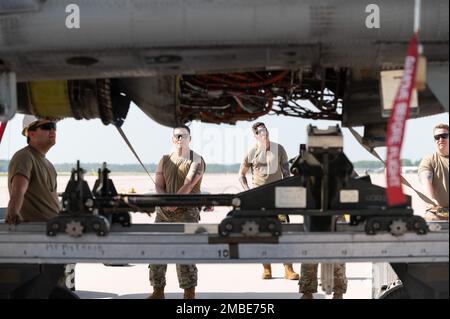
[0,222,448,299]
[0,223,447,264]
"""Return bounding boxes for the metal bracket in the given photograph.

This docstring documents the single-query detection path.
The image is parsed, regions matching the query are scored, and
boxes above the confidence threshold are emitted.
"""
[0,71,16,122]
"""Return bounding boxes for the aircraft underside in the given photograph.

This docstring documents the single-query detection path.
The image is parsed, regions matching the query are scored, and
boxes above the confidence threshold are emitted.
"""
[0,0,448,140]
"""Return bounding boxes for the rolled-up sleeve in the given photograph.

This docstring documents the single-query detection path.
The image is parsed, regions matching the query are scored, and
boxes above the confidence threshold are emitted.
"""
[418,156,433,181]
[9,152,33,183]
[242,151,251,168]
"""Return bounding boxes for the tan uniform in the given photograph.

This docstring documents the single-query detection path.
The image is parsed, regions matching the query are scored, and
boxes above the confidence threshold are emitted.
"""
[418,152,449,208]
[150,151,204,289]
[242,142,289,188]
[242,142,289,222]
[8,145,60,221]
[7,145,64,297]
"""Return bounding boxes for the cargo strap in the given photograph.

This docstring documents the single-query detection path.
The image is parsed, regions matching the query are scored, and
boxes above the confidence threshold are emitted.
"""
[348,127,435,207]
[115,125,155,184]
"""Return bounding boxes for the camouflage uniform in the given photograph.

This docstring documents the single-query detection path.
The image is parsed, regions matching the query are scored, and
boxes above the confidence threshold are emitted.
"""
[149,151,204,290]
[150,207,199,289]
[299,215,347,294]
[299,263,347,294]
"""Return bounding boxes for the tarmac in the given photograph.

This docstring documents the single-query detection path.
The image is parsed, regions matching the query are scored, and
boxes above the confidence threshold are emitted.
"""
[73,209,373,299]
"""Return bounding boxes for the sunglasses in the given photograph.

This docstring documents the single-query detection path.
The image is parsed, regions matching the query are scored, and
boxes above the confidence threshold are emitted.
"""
[173,134,189,140]
[256,128,267,135]
[434,133,449,141]
[30,122,57,132]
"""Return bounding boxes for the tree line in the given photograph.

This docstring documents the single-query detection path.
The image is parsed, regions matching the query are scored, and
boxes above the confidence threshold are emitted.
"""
[0,159,421,174]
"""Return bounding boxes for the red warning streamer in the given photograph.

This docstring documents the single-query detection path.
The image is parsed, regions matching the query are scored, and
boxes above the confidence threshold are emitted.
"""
[386,35,419,206]
[0,122,7,145]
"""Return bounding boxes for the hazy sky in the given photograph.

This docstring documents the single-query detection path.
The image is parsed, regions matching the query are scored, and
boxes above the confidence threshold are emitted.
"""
[0,103,448,166]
